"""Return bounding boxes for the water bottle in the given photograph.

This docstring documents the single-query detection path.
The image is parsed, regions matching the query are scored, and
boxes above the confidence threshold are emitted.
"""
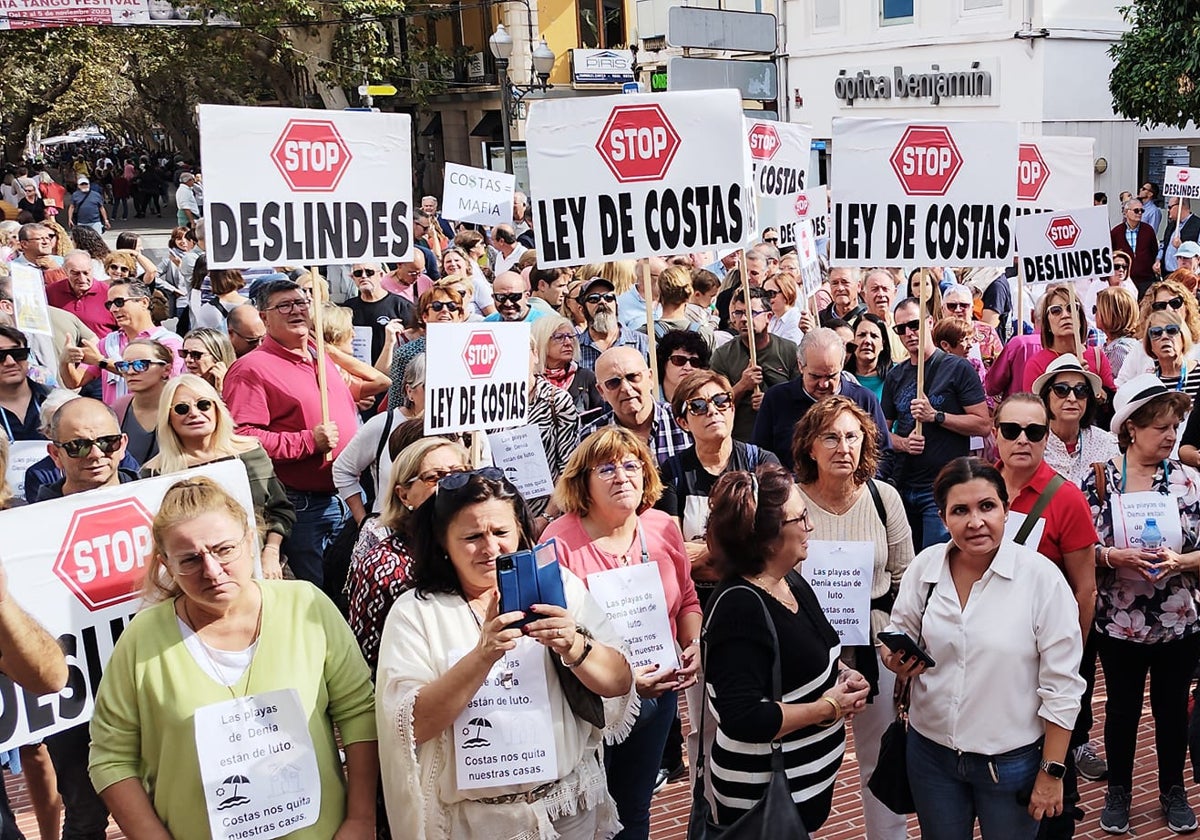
[1142,518,1164,575]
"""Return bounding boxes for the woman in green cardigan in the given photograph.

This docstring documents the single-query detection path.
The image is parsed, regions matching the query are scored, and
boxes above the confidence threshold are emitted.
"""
[88,476,379,840]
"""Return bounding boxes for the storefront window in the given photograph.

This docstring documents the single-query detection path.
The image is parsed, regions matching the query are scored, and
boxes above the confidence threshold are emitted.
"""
[881,0,913,23]
[578,0,626,49]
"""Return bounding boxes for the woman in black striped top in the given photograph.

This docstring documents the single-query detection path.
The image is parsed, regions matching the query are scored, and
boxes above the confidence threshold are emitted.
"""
[703,464,871,830]
[1145,309,1200,403]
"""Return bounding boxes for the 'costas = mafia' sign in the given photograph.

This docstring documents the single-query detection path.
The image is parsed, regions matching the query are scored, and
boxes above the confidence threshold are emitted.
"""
[526,89,751,268]
[199,105,414,269]
[831,118,1018,267]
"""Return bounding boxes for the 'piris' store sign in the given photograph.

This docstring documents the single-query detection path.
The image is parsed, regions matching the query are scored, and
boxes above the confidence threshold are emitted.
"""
[834,61,996,107]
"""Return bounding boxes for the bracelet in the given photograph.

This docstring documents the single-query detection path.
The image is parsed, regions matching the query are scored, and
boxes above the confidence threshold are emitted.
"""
[1103,546,1113,569]
[816,695,842,727]
[562,637,593,669]
[687,637,701,649]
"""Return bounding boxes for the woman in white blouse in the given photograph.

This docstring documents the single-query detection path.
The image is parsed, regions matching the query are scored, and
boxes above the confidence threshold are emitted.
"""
[762,271,805,345]
[1032,354,1119,485]
[883,457,1084,840]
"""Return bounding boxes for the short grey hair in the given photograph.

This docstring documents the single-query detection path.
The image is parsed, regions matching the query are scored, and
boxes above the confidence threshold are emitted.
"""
[1121,198,1142,213]
[63,249,92,269]
[39,389,81,436]
[798,327,846,367]
[401,353,426,409]
[942,283,973,302]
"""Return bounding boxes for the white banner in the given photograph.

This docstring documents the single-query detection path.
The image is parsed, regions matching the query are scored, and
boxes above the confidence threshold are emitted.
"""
[200,105,413,269]
[526,90,750,267]
[487,425,554,499]
[1016,136,1094,214]
[1015,205,1114,284]
[0,460,255,752]
[441,162,515,227]
[795,220,823,300]
[794,187,829,243]
[0,0,236,28]
[831,118,1018,266]
[1164,166,1200,201]
[424,323,531,435]
[746,120,814,250]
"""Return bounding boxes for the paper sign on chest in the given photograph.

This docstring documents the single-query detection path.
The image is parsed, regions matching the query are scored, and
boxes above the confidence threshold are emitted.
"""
[526,90,751,268]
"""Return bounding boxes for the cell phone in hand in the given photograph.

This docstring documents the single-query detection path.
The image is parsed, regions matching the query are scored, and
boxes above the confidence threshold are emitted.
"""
[877,631,936,669]
[497,541,567,628]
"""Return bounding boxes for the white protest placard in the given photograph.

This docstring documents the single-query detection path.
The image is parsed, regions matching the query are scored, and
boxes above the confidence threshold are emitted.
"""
[795,186,828,242]
[587,564,679,672]
[526,89,750,268]
[1016,136,1095,213]
[4,439,47,507]
[795,219,823,300]
[801,541,874,646]
[487,425,554,499]
[1111,492,1184,553]
[351,326,373,364]
[1164,166,1200,201]
[0,460,255,752]
[10,263,53,337]
[425,322,530,435]
[831,118,1018,267]
[1015,205,1114,285]
[746,119,814,249]
[442,162,515,227]
[199,105,413,269]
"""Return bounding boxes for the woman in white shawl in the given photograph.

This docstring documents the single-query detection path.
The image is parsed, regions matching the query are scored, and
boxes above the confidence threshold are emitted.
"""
[376,468,638,840]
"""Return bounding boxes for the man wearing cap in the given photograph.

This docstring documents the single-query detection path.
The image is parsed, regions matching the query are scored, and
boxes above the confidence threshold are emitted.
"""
[1161,198,1200,274]
[175,172,200,227]
[576,277,650,372]
[484,271,544,323]
[66,176,108,235]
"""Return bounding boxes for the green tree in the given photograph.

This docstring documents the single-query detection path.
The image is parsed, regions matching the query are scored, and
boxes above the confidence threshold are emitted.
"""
[1109,1,1200,128]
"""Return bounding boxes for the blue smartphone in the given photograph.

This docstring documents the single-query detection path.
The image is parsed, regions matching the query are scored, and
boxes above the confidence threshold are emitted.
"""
[497,540,567,628]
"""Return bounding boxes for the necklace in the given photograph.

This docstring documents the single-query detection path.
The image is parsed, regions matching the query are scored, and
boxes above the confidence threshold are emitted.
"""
[749,574,798,611]
[182,598,262,698]
[808,482,861,516]
[468,599,515,689]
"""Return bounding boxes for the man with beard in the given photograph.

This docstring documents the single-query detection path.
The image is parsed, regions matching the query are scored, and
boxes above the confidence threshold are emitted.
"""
[485,271,544,323]
[581,345,689,464]
[820,267,866,328]
[576,277,649,371]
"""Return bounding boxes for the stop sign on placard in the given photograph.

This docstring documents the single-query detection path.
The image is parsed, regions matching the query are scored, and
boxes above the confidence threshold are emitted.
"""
[463,331,500,378]
[1182,170,1192,183]
[794,194,810,217]
[889,125,964,196]
[270,119,353,192]
[54,499,153,611]
[1017,143,1051,202]
[595,104,682,183]
[1045,215,1080,250]
[747,123,780,161]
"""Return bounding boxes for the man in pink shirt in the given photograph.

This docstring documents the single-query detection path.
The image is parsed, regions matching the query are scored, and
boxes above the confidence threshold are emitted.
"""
[383,251,434,303]
[46,250,114,338]
[223,278,358,587]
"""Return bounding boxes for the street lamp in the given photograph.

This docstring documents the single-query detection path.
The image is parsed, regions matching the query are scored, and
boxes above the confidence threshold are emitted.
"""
[489,23,555,174]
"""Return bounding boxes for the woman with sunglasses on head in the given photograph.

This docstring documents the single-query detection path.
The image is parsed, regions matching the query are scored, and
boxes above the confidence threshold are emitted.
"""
[1116,277,1200,387]
[543,428,701,840]
[655,328,711,404]
[1021,283,1115,392]
[385,286,467,410]
[89,477,378,840]
[1096,286,1141,380]
[762,270,805,345]
[179,328,235,392]
[845,312,893,402]
[111,339,173,465]
[141,374,294,580]
[532,315,604,425]
[376,468,636,840]
[1079,376,1200,834]
[1034,355,1120,485]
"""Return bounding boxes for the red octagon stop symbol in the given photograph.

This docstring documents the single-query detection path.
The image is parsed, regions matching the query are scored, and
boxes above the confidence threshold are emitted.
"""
[747,123,780,161]
[1045,215,1080,250]
[794,194,810,218]
[463,331,500,379]
[270,119,353,192]
[889,125,964,197]
[54,499,154,611]
[1017,143,1051,202]
[595,104,681,183]
[1181,170,1192,183]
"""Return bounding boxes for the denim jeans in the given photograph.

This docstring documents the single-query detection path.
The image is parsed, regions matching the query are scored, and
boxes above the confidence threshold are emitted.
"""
[282,489,347,587]
[908,728,1040,840]
[899,486,949,550]
[605,690,677,840]
[45,724,109,840]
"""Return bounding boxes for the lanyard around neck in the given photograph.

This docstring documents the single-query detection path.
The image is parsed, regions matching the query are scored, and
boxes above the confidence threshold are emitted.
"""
[1119,453,1170,494]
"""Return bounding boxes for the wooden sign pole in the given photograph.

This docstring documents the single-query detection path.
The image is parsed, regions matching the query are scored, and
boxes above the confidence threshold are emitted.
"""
[309,267,333,462]
[642,260,658,391]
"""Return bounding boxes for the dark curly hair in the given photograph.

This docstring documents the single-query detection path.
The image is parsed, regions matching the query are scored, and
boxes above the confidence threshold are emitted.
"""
[656,328,711,383]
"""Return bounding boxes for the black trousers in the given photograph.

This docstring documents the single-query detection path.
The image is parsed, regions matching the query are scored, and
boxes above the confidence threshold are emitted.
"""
[45,724,109,840]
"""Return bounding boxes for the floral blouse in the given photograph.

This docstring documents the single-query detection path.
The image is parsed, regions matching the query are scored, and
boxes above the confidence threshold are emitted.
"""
[1044,426,1120,487]
[1080,458,1200,644]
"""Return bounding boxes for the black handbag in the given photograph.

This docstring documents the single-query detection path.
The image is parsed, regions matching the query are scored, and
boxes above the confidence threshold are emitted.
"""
[687,586,810,840]
[867,582,936,815]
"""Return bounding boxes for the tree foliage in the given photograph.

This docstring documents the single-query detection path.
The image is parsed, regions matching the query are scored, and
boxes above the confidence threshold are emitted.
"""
[1109,0,1200,128]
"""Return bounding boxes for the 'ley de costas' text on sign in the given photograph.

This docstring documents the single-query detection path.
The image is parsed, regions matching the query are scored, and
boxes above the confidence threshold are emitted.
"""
[526,90,750,268]
[1015,205,1113,284]
[425,323,531,436]
[831,118,1018,267]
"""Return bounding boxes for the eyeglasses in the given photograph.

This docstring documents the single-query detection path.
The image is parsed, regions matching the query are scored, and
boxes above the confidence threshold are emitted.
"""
[427,300,461,313]
[893,319,922,335]
[593,459,643,481]
[1046,304,1077,318]
[410,466,466,486]
[233,332,265,347]
[781,510,814,532]
[264,299,310,314]
[104,296,146,310]
[683,392,734,416]
[0,347,30,363]
[996,422,1049,442]
[550,332,575,344]
[54,434,124,458]
[169,539,245,576]
[668,353,700,368]
[1050,382,1091,399]
[113,359,167,375]
[584,292,617,304]
[494,292,527,305]
[172,399,214,415]
[177,349,209,361]
[817,431,863,449]
[945,301,971,312]
[351,269,378,278]
[1149,324,1183,340]
[601,370,647,391]
[1152,296,1185,312]
[732,309,770,320]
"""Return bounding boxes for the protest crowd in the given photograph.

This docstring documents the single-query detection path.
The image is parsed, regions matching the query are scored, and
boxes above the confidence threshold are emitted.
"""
[0,120,1199,840]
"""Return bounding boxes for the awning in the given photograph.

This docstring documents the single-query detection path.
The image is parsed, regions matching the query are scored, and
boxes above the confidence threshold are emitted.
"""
[469,110,503,140]
[420,112,442,137]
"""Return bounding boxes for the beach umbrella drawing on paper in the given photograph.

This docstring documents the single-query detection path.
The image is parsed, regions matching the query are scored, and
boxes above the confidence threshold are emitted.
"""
[463,717,493,748]
[217,774,252,809]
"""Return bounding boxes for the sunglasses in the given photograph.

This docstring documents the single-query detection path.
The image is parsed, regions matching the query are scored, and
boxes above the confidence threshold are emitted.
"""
[1152,296,1185,312]
[351,269,378,278]
[945,301,971,312]
[427,300,461,313]
[760,289,780,301]
[1113,264,1129,272]
[233,332,265,347]
[893,319,922,335]
[1046,304,1078,318]
[684,392,734,416]
[177,349,209,361]
[106,266,131,274]
[113,359,167,375]
[104,296,146,310]
[602,370,647,391]
[584,292,617,304]
[437,466,505,493]
[668,353,700,368]
[997,422,1048,442]
[1050,382,1091,399]
[0,347,30,363]
[494,292,527,305]
[172,399,214,416]
[763,237,779,244]
[1149,324,1183,340]
[1129,208,1144,214]
[55,434,124,458]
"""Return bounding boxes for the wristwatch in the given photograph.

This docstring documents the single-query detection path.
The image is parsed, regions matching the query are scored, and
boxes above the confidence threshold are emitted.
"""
[1039,759,1067,779]
[934,410,945,425]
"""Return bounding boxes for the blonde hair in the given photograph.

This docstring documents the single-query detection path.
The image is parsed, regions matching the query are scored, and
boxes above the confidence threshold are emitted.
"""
[321,303,354,345]
[531,314,575,373]
[182,328,236,372]
[103,251,137,272]
[143,375,257,474]
[0,435,12,509]
[1143,309,1194,357]
[380,437,469,531]
[578,261,637,294]
[765,271,799,308]
[143,476,252,602]
[553,427,663,516]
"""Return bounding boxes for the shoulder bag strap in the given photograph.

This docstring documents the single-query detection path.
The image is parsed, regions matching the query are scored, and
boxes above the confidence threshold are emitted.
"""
[1092,461,1107,508]
[866,479,887,529]
[1013,474,1066,545]
[900,582,938,711]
